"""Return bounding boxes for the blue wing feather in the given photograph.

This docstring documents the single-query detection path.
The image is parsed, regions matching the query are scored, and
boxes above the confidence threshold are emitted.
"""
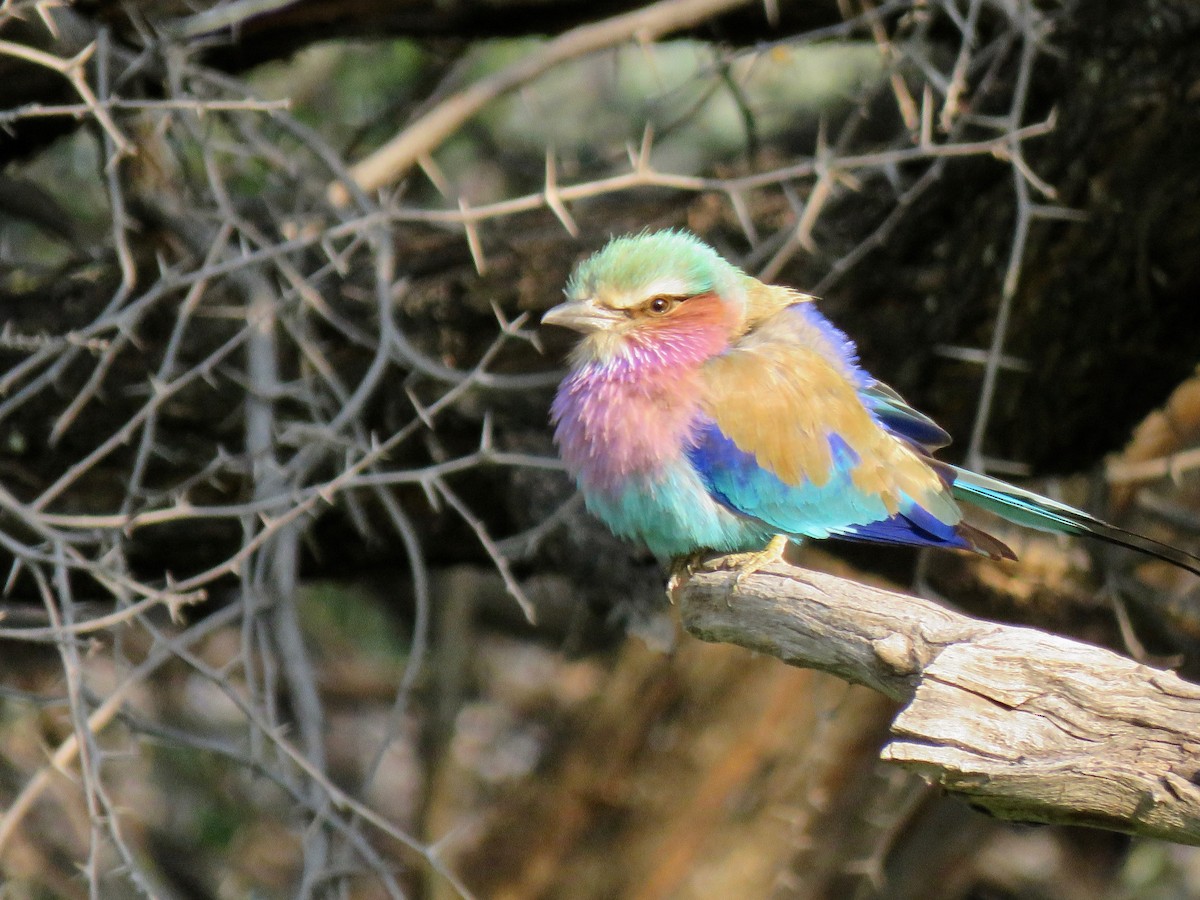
[831,506,974,551]
[861,381,952,451]
[687,421,974,550]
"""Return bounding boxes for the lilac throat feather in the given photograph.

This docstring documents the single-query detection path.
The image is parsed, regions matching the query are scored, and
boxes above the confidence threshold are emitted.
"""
[551,317,729,493]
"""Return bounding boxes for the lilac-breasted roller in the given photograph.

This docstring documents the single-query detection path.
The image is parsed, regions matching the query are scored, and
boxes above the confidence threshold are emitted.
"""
[543,229,1200,578]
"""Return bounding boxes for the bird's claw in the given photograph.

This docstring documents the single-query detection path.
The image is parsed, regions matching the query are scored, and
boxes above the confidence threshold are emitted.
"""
[699,535,790,592]
[666,552,705,603]
[667,538,789,604]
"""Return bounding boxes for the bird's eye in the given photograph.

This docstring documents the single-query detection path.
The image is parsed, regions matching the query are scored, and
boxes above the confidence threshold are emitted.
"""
[648,296,673,315]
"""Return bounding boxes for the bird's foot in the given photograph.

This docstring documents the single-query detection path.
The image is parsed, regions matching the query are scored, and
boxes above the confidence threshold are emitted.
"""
[698,535,791,590]
[666,552,705,603]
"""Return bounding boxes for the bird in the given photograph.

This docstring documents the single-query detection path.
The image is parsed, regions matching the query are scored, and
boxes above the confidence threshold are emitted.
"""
[542,229,1200,584]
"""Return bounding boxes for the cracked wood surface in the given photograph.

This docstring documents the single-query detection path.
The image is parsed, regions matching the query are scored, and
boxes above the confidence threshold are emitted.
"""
[678,562,1200,845]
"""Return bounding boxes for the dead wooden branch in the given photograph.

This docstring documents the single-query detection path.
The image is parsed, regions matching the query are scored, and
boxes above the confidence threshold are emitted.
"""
[678,562,1200,845]
[327,0,754,205]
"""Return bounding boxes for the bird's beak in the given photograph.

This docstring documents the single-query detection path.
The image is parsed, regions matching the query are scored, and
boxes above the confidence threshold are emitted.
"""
[541,299,623,333]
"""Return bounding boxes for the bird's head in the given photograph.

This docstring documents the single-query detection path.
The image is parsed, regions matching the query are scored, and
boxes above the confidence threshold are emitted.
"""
[542,230,753,367]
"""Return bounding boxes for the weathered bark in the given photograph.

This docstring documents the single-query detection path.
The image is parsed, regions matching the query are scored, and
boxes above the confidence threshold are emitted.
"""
[680,560,1200,845]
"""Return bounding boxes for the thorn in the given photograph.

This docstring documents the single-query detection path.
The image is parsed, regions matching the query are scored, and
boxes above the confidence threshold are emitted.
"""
[35,0,64,38]
[635,33,664,90]
[543,149,579,237]
[325,786,351,811]
[496,306,531,338]
[419,477,439,510]
[490,300,511,332]
[728,189,758,244]
[165,593,188,624]
[66,41,96,74]
[814,114,830,161]
[1028,203,1088,222]
[417,153,451,198]
[479,412,494,454]
[459,198,487,274]
[933,344,1031,372]
[794,167,832,253]
[780,181,804,216]
[1008,149,1057,200]
[321,238,349,275]
[4,558,21,595]
[636,122,654,172]
[833,168,862,192]
[405,386,435,429]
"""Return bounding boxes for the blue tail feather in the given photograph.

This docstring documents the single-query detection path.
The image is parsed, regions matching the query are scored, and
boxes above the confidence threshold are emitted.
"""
[948,465,1200,576]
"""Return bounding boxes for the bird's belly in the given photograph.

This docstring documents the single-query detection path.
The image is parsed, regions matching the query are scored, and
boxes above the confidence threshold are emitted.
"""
[581,462,774,559]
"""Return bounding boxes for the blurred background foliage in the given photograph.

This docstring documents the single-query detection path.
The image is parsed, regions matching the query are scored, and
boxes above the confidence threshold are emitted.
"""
[2,0,1200,897]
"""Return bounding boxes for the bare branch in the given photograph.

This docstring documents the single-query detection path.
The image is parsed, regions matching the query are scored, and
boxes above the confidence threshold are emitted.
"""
[679,562,1200,845]
[4,0,1192,892]
[327,0,756,204]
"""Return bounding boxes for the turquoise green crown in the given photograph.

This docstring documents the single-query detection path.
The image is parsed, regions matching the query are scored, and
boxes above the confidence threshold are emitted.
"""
[566,230,746,300]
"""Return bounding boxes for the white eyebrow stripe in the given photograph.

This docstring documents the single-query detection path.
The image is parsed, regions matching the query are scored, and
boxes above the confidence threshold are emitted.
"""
[599,277,699,309]
[640,276,694,297]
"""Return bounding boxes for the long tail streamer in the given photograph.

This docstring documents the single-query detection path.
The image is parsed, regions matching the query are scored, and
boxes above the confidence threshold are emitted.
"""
[949,467,1200,577]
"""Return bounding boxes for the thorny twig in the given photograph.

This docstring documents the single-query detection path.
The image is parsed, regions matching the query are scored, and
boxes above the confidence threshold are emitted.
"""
[0,0,1089,894]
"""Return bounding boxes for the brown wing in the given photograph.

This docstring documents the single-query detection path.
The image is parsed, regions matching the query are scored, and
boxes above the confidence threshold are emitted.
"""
[700,309,960,524]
